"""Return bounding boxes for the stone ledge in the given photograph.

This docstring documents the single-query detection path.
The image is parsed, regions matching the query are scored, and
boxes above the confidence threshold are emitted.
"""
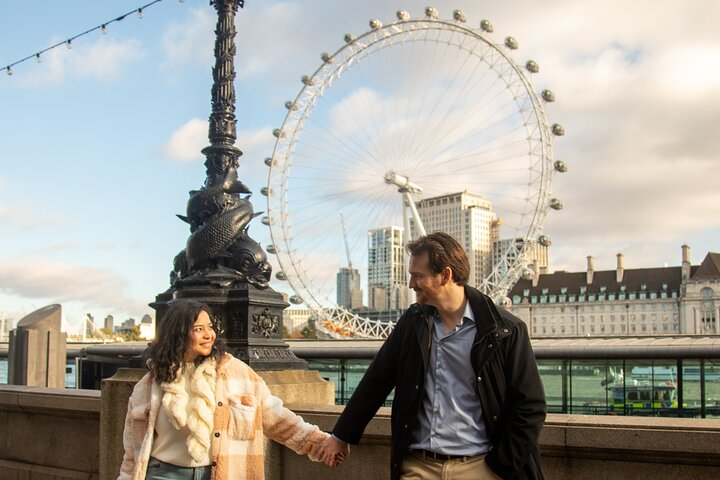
[0,385,100,415]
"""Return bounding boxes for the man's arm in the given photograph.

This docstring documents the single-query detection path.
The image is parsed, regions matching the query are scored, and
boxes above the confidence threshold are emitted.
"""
[485,320,546,478]
[332,315,408,444]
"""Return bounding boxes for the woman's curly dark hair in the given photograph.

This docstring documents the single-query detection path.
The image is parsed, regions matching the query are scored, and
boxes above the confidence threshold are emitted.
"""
[144,300,226,383]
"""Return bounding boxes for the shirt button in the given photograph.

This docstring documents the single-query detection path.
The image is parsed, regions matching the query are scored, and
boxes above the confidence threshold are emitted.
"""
[492,415,498,422]
[415,384,419,390]
[214,432,220,437]
[477,376,482,382]
[404,424,408,429]
[488,344,493,348]
[212,462,217,467]
[503,328,509,333]
[217,401,223,407]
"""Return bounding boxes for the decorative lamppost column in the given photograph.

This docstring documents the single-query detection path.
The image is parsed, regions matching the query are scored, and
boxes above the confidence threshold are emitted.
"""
[152,0,305,370]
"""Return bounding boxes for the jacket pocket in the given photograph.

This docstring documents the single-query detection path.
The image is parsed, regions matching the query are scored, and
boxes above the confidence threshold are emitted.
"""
[228,394,258,440]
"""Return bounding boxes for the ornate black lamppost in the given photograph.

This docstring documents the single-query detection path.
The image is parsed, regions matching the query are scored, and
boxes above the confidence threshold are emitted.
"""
[153,0,305,370]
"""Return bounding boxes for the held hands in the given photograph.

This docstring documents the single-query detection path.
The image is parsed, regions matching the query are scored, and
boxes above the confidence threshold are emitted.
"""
[321,435,350,468]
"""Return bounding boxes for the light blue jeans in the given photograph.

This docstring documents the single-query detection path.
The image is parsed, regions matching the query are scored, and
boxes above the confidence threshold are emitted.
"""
[145,457,211,480]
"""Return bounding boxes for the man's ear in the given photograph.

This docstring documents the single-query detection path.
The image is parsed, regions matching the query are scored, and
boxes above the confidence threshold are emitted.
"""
[440,267,453,285]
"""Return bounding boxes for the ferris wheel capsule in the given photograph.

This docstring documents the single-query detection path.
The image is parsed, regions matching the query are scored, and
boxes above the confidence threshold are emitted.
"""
[480,19,494,32]
[301,75,314,86]
[453,10,467,23]
[289,295,303,305]
[272,128,284,138]
[554,160,567,172]
[425,7,439,19]
[285,100,297,111]
[321,52,332,63]
[539,235,552,247]
[550,198,563,210]
[260,187,270,196]
[525,60,539,73]
[541,89,555,102]
[369,19,382,29]
[551,123,565,136]
[261,216,270,226]
[264,157,273,167]
[344,33,355,43]
[498,296,512,307]
[522,268,535,280]
[276,271,287,281]
[396,10,410,21]
[505,36,519,49]
[266,244,276,254]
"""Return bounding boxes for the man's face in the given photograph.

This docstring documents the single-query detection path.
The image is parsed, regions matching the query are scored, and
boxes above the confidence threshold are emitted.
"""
[408,252,444,306]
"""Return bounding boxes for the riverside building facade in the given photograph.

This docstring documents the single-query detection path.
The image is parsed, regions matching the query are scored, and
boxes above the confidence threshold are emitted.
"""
[508,245,720,337]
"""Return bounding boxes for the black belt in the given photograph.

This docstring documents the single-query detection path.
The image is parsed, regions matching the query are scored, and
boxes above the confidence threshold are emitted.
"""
[412,449,475,462]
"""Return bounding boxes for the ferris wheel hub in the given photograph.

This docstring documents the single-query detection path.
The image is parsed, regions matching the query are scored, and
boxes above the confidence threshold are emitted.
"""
[384,171,423,194]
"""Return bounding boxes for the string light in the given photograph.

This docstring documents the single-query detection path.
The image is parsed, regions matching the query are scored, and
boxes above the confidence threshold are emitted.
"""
[1,0,167,77]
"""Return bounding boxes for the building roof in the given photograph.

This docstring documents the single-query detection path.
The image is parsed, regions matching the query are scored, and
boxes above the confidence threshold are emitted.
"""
[691,252,720,280]
[508,264,699,297]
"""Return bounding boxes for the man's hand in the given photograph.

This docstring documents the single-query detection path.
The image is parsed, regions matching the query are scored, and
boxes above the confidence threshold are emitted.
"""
[321,435,350,467]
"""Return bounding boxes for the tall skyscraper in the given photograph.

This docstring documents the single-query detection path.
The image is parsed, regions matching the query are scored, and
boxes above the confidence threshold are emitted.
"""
[367,226,408,310]
[412,191,499,288]
[336,267,363,309]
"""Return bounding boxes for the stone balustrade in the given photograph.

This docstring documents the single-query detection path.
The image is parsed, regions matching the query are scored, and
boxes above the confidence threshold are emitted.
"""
[1,383,720,480]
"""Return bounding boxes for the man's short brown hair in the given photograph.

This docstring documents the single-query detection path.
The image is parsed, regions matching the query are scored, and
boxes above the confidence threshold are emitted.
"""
[406,231,470,286]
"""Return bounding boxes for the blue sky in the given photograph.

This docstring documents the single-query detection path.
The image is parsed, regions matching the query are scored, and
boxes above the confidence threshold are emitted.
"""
[1,0,719,333]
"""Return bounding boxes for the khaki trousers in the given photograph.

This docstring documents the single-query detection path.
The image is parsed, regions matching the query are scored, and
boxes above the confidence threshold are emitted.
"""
[400,451,502,480]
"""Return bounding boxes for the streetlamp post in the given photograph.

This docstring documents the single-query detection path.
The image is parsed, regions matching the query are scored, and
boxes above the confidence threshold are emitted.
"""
[152,0,304,370]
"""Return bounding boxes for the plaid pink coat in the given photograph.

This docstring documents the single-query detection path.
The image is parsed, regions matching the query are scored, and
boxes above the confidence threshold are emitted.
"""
[118,354,329,480]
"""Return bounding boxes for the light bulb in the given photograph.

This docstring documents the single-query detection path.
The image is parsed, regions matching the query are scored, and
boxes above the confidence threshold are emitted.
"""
[35,54,41,63]
[66,40,72,49]
[137,8,144,19]
[101,24,107,35]
[6,66,12,76]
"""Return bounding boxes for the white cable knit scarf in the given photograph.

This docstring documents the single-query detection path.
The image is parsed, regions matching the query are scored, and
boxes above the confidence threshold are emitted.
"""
[160,358,217,464]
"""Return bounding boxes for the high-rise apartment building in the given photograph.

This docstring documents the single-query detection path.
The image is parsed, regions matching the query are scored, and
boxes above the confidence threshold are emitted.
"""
[412,191,499,288]
[336,267,363,309]
[367,226,408,310]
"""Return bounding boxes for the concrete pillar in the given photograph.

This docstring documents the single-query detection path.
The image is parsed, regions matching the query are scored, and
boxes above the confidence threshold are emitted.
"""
[616,253,624,283]
[8,304,66,387]
[681,244,691,281]
[586,256,595,285]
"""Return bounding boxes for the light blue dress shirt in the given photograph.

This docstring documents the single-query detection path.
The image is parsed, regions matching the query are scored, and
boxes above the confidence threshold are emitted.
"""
[408,301,493,456]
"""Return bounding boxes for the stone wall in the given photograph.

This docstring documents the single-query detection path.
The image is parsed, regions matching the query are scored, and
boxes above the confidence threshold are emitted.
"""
[1,384,720,480]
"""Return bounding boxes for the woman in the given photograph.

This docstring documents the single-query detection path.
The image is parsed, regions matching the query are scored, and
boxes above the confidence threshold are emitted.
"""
[118,300,329,480]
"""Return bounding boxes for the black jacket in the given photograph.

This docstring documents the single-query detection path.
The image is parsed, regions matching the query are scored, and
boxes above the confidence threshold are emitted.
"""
[333,286,546,479]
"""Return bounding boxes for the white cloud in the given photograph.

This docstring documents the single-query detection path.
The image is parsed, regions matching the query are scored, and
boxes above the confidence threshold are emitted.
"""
[163,118,208,162]
[162,7,215,69]
[0,257,148,314]
[16,37,144,86]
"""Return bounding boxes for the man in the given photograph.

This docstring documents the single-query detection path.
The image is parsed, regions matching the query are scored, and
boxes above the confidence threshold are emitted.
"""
[322,232,545,479]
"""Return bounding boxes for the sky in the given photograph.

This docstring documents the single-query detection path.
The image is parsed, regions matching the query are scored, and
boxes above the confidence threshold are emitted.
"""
[1,0,719,334]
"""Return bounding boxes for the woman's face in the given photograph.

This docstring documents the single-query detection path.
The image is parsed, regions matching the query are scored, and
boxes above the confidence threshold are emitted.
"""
[184,310,217,362]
